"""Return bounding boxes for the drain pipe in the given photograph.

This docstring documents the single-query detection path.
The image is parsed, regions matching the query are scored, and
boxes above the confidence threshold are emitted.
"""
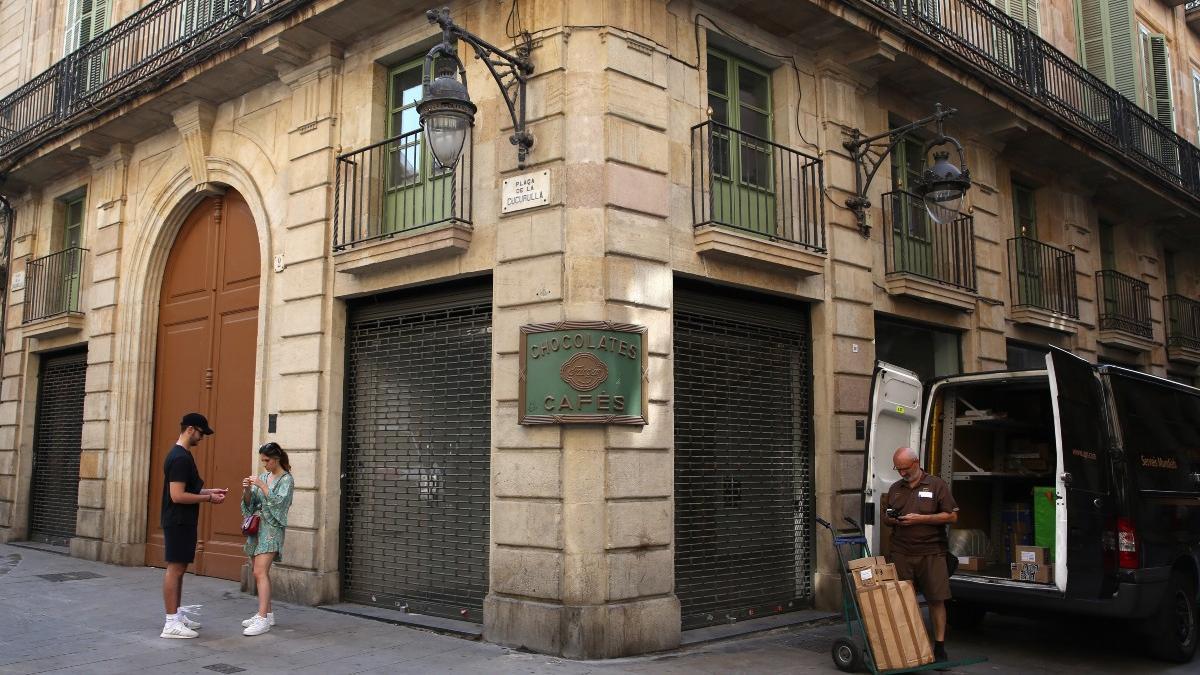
[0,191,13,360]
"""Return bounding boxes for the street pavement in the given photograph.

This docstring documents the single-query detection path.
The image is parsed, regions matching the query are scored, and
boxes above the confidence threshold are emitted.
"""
[0,542,1192,674]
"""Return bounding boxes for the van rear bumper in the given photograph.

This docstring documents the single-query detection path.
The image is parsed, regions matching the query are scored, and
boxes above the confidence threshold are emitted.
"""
[950,568,1169,619]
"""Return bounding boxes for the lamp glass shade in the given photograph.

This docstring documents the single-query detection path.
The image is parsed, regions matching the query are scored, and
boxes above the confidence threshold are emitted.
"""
[919,151,968,225]
[425,110,471,169]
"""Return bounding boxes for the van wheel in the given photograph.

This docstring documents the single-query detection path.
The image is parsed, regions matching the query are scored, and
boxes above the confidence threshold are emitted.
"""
[947,600,986,630]
[1148,573,1198,663]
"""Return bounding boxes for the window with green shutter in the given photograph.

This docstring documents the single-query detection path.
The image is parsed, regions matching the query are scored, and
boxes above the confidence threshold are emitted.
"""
[64,0,109,93]
[994,0,1040,33]
[1075,0,1139,106]
[1138,28,1174,130]
[1192,70,1200,144]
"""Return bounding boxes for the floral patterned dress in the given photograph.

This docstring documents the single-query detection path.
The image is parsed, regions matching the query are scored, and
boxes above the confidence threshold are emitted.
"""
[242,471,293,561]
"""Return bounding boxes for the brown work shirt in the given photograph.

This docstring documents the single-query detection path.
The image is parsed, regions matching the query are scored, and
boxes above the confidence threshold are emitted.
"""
[885,471,958,555]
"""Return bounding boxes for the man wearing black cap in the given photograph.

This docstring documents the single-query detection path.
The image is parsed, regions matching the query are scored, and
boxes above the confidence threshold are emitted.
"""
[160,412,228,639]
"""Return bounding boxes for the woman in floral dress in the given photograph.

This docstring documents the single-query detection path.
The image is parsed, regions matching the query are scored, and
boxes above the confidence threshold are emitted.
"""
[239,442,294,636]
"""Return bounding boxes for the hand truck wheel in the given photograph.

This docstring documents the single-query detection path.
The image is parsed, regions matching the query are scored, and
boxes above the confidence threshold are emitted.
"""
[831,635,865,672]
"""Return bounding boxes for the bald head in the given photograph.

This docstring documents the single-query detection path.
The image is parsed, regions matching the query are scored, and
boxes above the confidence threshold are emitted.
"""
[893,447,918,465]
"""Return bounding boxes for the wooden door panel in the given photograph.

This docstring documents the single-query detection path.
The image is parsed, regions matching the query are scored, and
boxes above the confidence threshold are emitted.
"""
[145,319,211,568]
[146,192,259,581]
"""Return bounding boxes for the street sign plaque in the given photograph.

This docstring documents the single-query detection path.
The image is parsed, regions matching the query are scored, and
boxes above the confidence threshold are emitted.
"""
[519,321,648,425]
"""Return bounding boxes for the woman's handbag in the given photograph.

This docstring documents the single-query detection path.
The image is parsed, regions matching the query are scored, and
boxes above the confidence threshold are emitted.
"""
[241,514,261,536]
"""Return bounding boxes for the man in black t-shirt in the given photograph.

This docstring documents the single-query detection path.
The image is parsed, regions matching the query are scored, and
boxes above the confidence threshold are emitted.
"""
[159,412,228,639]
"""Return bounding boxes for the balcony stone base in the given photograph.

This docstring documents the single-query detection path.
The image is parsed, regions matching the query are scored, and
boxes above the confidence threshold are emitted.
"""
[23,313,85,339]
[884,273,976,312]
[334,221,472,275]
[694,225,824,276]
[1167,344,1200,365]
[1097,329,1156,353]
[1011,306,1077,333]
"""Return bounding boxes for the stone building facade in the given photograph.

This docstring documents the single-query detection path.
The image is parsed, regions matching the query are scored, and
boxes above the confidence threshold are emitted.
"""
[0,0,1197,659]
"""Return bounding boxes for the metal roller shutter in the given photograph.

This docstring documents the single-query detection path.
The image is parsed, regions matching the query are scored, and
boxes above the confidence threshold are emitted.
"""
[673,285,814,629]
[341,283,492,621]
[28,349,88,545]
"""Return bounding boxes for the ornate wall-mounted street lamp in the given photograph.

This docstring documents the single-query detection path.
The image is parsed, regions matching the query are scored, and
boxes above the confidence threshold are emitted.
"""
[417,7,535,169]
[843,103,971,237]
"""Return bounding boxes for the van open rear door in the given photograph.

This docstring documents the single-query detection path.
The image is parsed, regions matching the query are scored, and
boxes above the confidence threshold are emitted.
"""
[863,362,923,556]
[1046,346,1111,598]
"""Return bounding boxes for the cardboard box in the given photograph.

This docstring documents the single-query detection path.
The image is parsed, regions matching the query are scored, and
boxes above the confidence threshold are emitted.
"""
[956,556,986,572]
[1011,561,1053,583]
[1015,545,1048,564]
[856,580,935,670]
[848,556,897,590]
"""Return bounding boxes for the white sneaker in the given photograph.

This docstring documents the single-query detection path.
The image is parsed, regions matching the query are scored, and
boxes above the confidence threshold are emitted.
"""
[242,615,271,636]
[241,612,274,627]
[178,613,201,630]
[160,620,199,639]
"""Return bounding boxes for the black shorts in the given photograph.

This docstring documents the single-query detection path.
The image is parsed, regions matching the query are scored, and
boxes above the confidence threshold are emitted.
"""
[163,523,198,564]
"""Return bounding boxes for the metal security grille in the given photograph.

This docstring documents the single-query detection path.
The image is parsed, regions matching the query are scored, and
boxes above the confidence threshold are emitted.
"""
[28,349,87,545]
[341,287,491,622]
[674,289,813,629]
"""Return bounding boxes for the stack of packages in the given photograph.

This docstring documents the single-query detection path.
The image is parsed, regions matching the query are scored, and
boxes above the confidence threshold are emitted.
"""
[847,556,934,670]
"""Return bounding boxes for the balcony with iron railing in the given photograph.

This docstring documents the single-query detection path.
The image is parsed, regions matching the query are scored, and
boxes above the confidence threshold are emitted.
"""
[852,0,1200,207]
[1189,1,1200,30]
[1165,294,1200,364]
[331,127,473,274]
[1008,236,1078,331]
[690,120,826,276]
[23,247,87,338]
[0,0,310,169]
[1096,270,1154,351]
[881,190,976,311]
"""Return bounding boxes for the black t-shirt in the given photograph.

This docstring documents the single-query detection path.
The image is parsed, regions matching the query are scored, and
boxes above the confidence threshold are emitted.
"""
[161,444,204,528]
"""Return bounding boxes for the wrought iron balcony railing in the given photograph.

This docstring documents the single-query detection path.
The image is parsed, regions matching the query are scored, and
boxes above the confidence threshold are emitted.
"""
[332,128,473,251]
[691,120,826,252]
[1008,236,1078,318]
[23,247,87,323]
[882,190,976,292]
[1096,270,1152,338]
[857,0,1200,202]
[0,0,306,166]
[1165,294,1200,351]
[1188,0,1200,12]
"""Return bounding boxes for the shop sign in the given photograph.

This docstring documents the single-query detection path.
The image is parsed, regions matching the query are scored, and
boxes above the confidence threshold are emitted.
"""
[519,321,647,425]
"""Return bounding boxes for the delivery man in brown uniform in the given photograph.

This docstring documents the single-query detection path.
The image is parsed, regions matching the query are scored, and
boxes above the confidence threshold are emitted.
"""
[883,446,958,664]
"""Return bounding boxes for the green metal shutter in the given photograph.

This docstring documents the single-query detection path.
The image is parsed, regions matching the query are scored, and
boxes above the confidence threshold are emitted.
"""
[673,285,815,629]
[341,284,492,622]
[1148,34,1175,130]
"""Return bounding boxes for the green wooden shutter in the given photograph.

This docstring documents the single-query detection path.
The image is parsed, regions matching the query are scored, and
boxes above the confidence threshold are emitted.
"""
[63,0,81,54]
[1148,34,1175,130]
[1025,0,1039,34]
[1076,0,1138,104]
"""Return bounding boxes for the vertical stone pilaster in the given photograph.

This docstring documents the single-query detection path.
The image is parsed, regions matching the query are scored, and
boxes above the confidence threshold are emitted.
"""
[0,191,37,542]
[484,14,680,658]
[79,143,131,562]
[263,44,343,604]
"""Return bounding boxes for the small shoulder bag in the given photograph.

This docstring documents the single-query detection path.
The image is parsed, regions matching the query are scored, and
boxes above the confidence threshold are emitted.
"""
[241,513,261,536]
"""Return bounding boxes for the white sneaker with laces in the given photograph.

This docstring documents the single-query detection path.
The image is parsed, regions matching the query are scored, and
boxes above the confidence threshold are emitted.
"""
[242,614,271,636]
[177,613,201,630]
[160,620,199,639]
[241,612,274,628]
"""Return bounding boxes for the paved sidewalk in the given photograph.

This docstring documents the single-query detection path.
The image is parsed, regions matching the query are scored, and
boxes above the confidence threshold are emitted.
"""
[0,542,1194,674]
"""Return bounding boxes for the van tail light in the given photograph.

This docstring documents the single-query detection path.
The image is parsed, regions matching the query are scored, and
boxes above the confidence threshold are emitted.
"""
[1117,517,1138,569]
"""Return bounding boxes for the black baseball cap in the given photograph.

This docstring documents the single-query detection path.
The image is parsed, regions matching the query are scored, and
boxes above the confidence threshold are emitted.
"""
[180,412,214,435]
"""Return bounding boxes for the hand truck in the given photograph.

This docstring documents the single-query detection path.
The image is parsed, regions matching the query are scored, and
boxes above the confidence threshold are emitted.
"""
[816,516,987,673]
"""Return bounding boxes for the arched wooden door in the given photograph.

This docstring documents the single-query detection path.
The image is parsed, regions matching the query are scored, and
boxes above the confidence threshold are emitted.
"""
[145,191,260,580]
